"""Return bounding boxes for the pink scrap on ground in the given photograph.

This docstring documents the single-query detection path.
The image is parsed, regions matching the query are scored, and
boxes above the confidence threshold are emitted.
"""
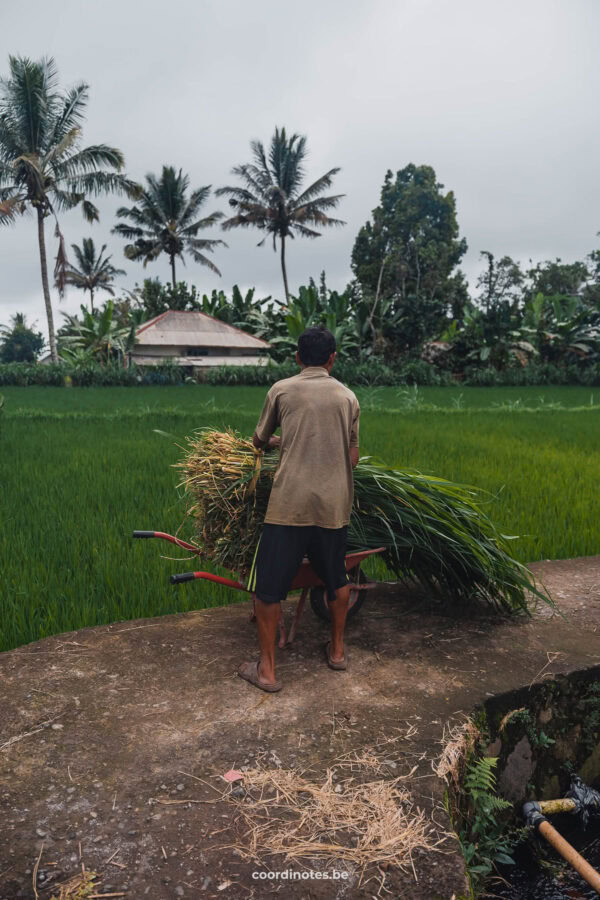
[223,769,244,783]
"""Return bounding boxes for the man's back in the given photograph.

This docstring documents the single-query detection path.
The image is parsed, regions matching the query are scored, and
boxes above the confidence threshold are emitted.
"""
[255,366,360,528]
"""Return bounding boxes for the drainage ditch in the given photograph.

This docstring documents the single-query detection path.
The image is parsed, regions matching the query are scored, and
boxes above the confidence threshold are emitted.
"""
[448,665,600,897]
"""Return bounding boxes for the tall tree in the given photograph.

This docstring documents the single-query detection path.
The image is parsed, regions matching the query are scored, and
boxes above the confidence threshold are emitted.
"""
[526,258,591,306]
[0,56,138,361]
[216,127,345,304]
[63,237,125,312]
[476,251,524,313]
[113,166,225,288]
[351,164,467,350]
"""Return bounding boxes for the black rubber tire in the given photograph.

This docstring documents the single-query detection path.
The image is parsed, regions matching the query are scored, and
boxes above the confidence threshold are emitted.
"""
[309,566,366,622]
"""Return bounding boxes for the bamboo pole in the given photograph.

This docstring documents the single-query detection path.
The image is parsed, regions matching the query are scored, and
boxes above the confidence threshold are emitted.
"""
[537,819,600,894]
[538,798,577,816]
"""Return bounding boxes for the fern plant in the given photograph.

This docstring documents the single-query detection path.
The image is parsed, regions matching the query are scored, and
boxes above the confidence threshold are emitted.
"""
[458,756,522,887]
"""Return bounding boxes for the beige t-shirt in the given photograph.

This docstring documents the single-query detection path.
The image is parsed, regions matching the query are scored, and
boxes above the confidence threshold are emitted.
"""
[254,367,360,529]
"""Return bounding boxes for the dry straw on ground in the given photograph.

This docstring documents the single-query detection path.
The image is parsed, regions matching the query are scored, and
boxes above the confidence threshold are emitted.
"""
[48,871,97,899]
[224,762,441,878]
[433,719,480,788]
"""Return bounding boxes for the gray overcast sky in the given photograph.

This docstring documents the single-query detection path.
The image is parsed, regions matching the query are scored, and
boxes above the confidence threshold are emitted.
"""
[1,0,599,338]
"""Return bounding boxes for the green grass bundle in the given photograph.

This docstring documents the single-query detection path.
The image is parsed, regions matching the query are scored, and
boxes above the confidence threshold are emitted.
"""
[176,428,552,614]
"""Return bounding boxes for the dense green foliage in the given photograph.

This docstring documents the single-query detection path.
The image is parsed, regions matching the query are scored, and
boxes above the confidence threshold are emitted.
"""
[457,756,521,888]
[0,313,45,362]
[1,385,598,651]
[1,358,599,388]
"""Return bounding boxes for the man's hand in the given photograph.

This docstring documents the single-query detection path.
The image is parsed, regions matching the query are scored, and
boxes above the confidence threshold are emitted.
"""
[252,432,280,451]
[350,447,359,469]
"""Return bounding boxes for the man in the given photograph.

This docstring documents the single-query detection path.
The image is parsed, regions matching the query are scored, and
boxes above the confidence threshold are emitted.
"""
[237,325,360,693]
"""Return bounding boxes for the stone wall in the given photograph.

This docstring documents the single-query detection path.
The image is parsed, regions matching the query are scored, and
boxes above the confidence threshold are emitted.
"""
[479,665,600,804]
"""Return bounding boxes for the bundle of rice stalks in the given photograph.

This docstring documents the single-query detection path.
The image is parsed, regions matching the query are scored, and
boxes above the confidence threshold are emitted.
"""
[176,428,552,613]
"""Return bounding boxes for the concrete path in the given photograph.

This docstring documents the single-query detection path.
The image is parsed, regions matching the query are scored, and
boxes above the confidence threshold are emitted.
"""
[1,556,599,899]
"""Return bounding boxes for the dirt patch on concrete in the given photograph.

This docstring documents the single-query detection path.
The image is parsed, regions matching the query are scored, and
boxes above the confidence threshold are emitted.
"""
[1,556,599,899]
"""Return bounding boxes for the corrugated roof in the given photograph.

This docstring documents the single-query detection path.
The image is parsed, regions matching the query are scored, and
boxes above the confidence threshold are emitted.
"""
[136,310,270,349]
[131,355,268,367]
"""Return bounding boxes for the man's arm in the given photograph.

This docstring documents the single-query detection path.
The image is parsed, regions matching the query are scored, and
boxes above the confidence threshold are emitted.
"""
[349,397,360,468]
[253,388,280,450]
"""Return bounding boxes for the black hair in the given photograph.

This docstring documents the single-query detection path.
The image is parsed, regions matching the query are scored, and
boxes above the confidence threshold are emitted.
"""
[297,325,336,366]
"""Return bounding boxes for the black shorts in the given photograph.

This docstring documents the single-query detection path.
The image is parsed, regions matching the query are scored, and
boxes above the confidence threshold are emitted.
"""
[248,524,349,605]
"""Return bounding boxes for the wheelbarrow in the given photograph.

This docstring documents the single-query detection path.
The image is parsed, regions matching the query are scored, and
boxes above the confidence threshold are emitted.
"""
[133,530,384,647]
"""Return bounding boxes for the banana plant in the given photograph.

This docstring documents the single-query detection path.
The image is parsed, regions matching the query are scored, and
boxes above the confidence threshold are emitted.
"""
[522,293,600,363]
[59,300,131,365]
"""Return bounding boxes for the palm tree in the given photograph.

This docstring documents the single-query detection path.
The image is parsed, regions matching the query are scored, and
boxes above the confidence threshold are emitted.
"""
[112,166,226,288]
[0,56,139,361]
[63,237,125,312]
[216,127,345,304]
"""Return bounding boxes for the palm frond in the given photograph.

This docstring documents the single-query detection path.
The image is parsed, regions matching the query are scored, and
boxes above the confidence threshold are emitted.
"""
[67,171,139,198]
[214,182,262,204]
[51,187,85,213]
[0,115,27,162]
[292,168,342,206]
[112,221,147,240]
[53,220,68,297]
[180,210,224,235]
[186,236,227,251]
[81,199,99,222]
[289,223,321,239]
[0,195,24,224]
[186,246,222,275]
[179,184,212,226]
[47,82,88,147]
[44,127,80,166]
[220,209,270,231]
[2,56,58,155]
[52,143,125,179]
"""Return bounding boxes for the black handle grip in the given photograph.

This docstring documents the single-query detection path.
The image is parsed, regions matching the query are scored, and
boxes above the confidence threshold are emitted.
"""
[170,572,196,585]
[133,531,156,539]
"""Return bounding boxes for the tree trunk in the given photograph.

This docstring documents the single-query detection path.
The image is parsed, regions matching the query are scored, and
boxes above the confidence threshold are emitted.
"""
[90,288,94,314]
[170,255,177,290]
[37,207,58,362]
[368,254,387,346]
[280,235,290,305]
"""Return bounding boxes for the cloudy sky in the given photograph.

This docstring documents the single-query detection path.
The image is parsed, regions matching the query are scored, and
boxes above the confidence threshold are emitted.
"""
[1,0,599,339]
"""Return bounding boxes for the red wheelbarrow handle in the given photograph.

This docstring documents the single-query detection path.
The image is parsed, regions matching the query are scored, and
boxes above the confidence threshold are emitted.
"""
[134,531,384,592]
[170,571,247,590]
[133,531,200,553]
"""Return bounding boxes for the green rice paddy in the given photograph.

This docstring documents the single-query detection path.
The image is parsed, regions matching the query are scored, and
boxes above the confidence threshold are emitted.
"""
[1,384,599,652]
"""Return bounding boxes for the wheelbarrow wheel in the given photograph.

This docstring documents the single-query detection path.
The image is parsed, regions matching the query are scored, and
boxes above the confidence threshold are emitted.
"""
[309,566,366,622]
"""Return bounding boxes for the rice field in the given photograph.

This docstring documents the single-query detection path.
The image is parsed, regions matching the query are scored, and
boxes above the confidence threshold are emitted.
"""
[1,384,599,652]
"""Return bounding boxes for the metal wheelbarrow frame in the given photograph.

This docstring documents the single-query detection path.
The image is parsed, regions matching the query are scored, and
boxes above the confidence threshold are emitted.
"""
[133,530,384,647]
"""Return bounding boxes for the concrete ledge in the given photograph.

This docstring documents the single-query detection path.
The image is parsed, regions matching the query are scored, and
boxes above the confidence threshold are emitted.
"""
[1,556,599,898]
